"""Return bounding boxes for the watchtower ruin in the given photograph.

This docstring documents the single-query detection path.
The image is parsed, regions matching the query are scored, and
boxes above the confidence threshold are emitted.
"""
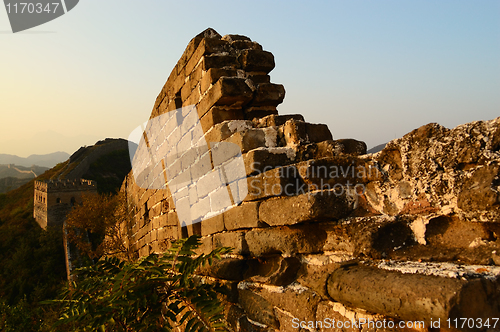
[33,179,97,229]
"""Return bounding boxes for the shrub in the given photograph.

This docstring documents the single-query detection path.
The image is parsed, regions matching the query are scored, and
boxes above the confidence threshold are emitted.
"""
[48,236,231,332]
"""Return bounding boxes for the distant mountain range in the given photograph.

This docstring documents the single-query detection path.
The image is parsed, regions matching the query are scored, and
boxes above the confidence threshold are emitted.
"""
[0,151,70,168]
[0,130,101,159]
[367,143,387,154]
[0,139,130,194]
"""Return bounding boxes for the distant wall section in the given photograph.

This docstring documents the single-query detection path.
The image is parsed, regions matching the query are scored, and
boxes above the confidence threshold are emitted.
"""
[33,179,97,229]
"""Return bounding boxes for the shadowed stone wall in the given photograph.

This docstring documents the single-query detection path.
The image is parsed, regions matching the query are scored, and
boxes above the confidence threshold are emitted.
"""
[120,28,500,331]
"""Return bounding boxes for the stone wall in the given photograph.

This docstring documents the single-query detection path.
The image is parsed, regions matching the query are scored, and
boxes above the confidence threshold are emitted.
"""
[120,29,500,331]
[33,179,97,229]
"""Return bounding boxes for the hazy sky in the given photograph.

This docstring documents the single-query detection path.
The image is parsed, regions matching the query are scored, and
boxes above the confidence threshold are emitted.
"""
[1,0,499,157]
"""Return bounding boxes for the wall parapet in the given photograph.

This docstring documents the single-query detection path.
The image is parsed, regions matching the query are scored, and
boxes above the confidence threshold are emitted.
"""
[35,179,96,192]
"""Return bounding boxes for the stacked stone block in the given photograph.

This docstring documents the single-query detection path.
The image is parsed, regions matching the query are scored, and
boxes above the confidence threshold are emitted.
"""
[33,179,97,229]
[120,29,500,331]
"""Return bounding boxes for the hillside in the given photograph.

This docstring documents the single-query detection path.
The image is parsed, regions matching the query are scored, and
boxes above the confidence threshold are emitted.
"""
[48,138,131,194]
[367,142,387,154]
[0,162,68,306]
[0,137,132,328]
[0,177,34,194]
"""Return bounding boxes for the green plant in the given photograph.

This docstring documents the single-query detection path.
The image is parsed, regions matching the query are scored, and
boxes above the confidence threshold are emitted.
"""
[65,192,131,261]
[0,298,37,331]
[0,297,60,332]
[48,236,231,332]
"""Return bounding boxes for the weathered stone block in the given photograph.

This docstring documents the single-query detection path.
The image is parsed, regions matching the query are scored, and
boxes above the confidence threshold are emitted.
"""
[243,147,296,176]
[241,281,321,323]
[201,213,225,236]
[149,240,160,254]
[327,263,500,324]
[238,289,279,329]
[280,120,333,146]
[424,215,495,249]
[201,54,239,71]
[157,227,171,241]
[315,301,362,332]
[221,34,251,42]
[184,37,229,76]
[238,49,275,73]
[149,229,157,241]
[223,201,260,230]
[253,114,305,128]
[231,40,263,51]
[246,165,305,201]
[224,128,268,153]
[282,119,307,145]
[226,305,245,332]
[213,231,249,255]
[296,258,342,298]
[239,316,275,332]
[273,308,308,332]
[245,256,301,286]
[306,123,333,143]
[458,165,500,212]
[190,195,211,221]
[180,64,203,102]
[138,245,149,258]
[333,139,368,156]
[245,224,327,257]
[251,83,285,107]
[181,85,201,107]
[194,235,213,255]
[246,73,270,85]
[195,170,224,198]
[293,141,331,161]
[170,67,186,97]
[203,119,253,143]
[296,157,382,190]
[200,68,238,96]
[198,257,246,280]
[244,107,279,120]
[199,107,245,134]
[259,189,354,227]
[197,77,253,117]
[321,217,415,259]
[143,231,151,244]
[176,28,221,75]
[149,201,162,217]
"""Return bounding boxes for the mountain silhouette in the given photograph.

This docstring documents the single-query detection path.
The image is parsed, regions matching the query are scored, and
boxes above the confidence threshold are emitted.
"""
[0,151,69,168]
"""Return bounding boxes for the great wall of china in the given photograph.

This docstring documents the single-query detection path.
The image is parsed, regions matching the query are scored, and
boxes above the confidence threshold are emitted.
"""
[34,28,500,331]
[115,29,500,331]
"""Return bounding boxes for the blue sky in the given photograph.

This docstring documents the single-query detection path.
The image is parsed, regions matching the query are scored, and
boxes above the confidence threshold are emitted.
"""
[1,0,499,157]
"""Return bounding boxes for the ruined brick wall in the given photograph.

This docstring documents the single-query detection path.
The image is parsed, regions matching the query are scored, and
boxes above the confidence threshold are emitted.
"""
[120,29,500,331]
